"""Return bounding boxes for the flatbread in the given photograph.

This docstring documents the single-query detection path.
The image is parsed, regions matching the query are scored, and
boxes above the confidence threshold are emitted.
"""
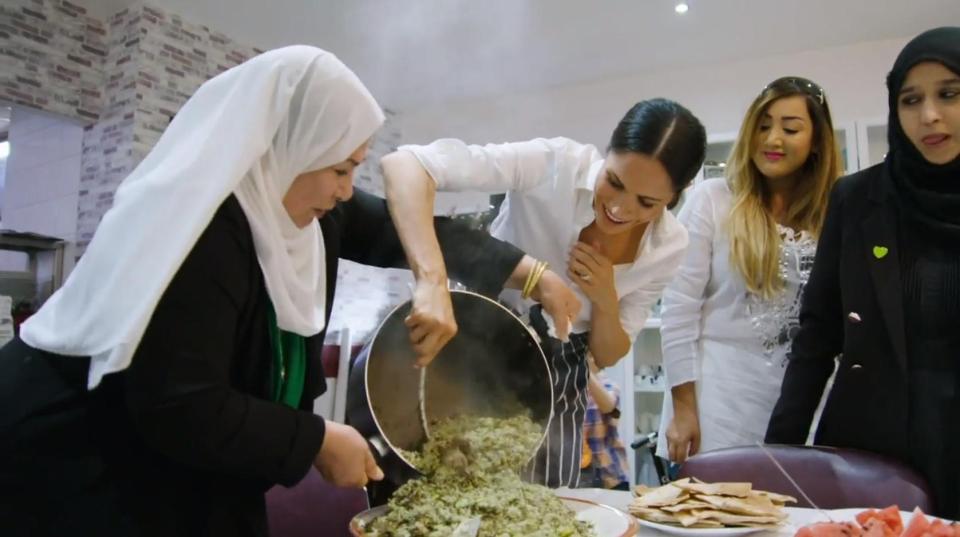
[676,511,707,527]
[630,507,724,528]
[629,507,682,524]
[696,494,786,518]
[685,520,723,529]
[684,521,726,528]
[631,479,790,529]
[674,480,753,498]
[633,484,690,507]
[660,500,715,513]
[692,509,785,527]
[755,490,798,505]
[632,478,690,497]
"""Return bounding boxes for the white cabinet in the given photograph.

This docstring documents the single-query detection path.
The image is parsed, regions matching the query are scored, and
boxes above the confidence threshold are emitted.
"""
[855,118,888,169]
[696,131,737,184]
[618,317,666,486]
[834,122,859,175]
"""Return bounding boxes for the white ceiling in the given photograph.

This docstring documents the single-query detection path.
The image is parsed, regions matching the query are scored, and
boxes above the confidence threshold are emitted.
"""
[76,0,960,110]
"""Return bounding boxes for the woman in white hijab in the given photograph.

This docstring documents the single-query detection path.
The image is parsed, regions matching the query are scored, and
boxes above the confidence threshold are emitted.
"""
[0,46,537,536]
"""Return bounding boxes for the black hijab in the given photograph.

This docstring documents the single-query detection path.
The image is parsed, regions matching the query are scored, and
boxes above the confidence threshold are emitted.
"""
[885,26,960,238]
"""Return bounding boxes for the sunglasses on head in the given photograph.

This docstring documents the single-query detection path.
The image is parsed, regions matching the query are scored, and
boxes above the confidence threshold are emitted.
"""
[763,77,826,106]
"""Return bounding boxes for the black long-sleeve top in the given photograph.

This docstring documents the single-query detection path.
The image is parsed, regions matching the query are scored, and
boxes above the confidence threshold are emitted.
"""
[0,190,524,536]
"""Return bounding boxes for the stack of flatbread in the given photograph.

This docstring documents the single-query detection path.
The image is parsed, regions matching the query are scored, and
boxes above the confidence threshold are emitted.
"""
[629,478,796,528]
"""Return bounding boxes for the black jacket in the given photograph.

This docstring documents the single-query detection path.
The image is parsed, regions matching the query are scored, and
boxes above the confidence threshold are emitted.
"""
[766,164,921,461]
[0,190,523,537]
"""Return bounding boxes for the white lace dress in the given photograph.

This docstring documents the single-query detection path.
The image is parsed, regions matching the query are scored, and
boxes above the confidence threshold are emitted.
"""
[656,179,818,459]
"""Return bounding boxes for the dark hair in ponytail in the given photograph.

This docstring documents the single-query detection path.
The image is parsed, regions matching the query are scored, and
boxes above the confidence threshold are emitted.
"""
[608,98,707,208]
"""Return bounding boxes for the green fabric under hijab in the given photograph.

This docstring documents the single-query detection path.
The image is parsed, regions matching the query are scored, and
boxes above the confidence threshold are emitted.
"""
[267,303,306,408]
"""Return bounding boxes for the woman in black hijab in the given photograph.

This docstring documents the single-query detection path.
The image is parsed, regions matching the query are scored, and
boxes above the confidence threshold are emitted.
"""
[766,26,960,518]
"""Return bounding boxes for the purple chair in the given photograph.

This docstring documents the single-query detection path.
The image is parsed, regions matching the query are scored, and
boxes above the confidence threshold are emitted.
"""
[677,444,934,512]
[266,468,369,537]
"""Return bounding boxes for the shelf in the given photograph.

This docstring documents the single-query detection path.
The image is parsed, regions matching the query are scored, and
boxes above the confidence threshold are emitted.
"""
[0,230,64,253]
[0,230,66,306]
[634,376,666,393]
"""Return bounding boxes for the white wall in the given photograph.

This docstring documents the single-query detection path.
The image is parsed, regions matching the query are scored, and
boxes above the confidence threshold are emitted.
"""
[0,105,83,274]
[398,37,907,148]
[0,143,8,197]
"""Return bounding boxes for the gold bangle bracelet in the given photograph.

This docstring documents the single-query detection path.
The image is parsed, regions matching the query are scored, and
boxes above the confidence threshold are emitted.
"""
[522,260,549,299]
[521,261,538,299]
[529,261,547,297]
[520,261,540,299]
[533,260,548,287]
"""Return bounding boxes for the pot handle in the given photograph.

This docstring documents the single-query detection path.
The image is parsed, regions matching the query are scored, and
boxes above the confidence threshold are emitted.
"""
[369,434,389,458]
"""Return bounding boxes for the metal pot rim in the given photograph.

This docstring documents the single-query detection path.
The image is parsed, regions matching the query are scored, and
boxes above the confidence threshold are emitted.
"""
[363,289,554,473]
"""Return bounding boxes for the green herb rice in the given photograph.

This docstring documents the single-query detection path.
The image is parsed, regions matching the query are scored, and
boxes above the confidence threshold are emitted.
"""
[365,415,595,537]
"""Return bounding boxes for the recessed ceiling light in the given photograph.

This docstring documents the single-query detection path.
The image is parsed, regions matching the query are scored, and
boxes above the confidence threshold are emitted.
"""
[675,2,689,14]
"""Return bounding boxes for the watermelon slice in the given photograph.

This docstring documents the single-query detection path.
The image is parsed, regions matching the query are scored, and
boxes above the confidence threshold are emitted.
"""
[902,508,931,537]
[857,506,904,536]
[925,519,954,537]
[796,505,946,537]
[796,522,865,537]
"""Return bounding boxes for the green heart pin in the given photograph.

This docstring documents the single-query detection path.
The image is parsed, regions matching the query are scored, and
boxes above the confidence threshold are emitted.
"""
[873,246,889,259]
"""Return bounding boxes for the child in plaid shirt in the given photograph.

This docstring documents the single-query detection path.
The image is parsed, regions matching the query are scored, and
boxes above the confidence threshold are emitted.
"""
[579,354,631,490]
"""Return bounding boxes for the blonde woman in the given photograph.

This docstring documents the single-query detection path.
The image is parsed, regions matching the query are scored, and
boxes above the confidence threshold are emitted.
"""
[658,77,842,463]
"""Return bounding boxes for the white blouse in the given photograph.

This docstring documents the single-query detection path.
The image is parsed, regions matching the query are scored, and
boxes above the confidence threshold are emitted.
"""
[399,137,689,341]
[656,178,817,457]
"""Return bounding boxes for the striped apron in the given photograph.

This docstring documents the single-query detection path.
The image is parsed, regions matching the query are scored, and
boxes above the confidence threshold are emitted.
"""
[524,306,590,488]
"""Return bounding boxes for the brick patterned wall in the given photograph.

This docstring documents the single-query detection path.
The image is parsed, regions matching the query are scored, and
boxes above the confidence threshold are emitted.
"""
[74,3,263,253]
[3,1,424,344]
[0,0,266,253]
[0,0,106,121]
[132,5,261,161]
[0,1,264,254]
[2,0,418,259]
[76,7,139,248]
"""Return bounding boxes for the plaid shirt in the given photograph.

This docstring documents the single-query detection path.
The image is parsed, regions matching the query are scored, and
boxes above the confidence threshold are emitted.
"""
[583,377,630,488]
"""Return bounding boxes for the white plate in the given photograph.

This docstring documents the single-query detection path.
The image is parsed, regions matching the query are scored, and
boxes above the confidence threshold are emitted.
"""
[633,517,781,537]
[350,496,638,537]
[564,497,639,537]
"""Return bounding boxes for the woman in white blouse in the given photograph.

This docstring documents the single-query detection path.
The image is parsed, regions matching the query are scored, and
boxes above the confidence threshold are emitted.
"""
[382,99,707,487]
[658,77,843,464]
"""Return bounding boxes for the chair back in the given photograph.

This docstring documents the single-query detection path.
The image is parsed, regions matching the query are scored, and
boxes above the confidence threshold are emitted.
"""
[678,445,933,511]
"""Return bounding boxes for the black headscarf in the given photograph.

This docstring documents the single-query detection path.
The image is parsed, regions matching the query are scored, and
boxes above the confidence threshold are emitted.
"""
[885,26,960,238]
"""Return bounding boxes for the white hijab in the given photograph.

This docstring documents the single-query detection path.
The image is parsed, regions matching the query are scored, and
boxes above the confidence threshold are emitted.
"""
[21,46,385,388]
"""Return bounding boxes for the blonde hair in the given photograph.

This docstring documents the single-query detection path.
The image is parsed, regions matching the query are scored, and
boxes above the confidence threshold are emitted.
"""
[727,78,842,299]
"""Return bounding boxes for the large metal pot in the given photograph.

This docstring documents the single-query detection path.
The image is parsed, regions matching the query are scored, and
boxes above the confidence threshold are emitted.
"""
[346,290,553,484]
